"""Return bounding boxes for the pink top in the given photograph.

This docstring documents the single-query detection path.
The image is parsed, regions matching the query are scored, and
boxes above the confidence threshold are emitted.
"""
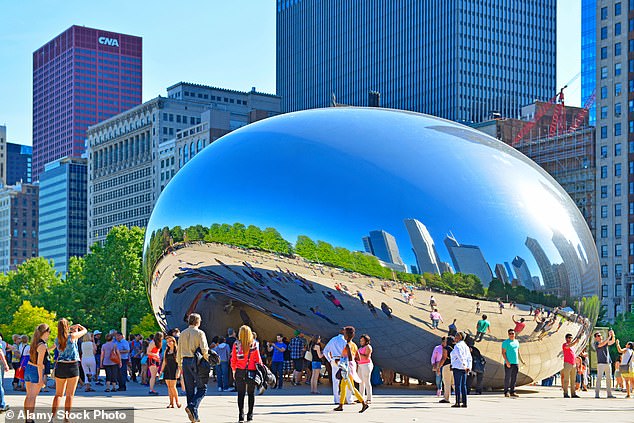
[430,311,442,320]
[431,345,444,365]
[357,345,372,365]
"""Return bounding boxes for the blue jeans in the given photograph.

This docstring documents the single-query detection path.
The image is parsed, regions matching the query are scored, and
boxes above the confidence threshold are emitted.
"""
[182,357,207,420]
[435,371,442,390]
[216,361,229,390]
[271,361,284,388]
[452,369,467,405]
[0,365,5,408]
[119,358,128,389]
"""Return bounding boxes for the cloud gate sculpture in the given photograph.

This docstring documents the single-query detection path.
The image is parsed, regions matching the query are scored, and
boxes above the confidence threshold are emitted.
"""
[144,108,599,388]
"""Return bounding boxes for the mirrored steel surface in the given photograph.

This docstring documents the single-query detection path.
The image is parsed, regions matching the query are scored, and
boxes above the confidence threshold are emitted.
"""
[144,108,598,388]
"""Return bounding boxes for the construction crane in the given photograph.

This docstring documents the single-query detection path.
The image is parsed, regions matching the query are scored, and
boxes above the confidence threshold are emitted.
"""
[567,90,595,134]
[512,73,581,146]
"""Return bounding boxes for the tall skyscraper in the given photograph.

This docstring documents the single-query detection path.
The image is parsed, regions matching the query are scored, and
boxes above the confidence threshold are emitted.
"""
[512,256,534,290]
[581,0,597,124]
[0,183,39,273]
[33,25,142,180]
[363,230,406,272]
[276,0,556,122]
[494,263,510,284]
[38,157,87,274]
[443,234,493,287]
[404,218,441,275]
[594,0,633,319]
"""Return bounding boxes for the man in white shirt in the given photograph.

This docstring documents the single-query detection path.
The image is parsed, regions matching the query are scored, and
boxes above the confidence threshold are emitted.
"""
[323,329,352,405]
[450,332,472,408]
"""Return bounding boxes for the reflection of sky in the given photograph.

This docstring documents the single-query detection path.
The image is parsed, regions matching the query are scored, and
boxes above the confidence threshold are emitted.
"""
[146,108,597,289]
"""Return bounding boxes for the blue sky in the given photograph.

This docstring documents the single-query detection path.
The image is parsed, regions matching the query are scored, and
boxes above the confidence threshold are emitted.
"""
[0,0,580,146]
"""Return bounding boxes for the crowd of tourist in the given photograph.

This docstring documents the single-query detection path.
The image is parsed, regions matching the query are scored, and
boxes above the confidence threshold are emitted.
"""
[0,295,633,421]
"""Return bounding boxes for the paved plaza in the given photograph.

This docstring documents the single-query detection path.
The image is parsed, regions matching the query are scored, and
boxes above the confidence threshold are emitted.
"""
[3,374,633,422]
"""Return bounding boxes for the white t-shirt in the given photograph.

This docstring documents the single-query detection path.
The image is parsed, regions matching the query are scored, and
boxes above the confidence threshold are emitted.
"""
[621,348,634,368]
[81,341,95,358]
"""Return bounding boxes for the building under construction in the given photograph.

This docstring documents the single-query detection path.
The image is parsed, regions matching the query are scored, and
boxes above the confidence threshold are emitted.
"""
[473,101,596,240]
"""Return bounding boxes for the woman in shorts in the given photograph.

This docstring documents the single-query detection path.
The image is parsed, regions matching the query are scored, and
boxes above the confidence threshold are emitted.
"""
[52,319,87,418]
[23,324,50,423]
[308,335,324,394]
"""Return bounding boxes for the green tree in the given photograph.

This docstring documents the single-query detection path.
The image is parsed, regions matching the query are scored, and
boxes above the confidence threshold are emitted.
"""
[84,226,150,332]
[130,313,161,338]
[0,300,58,341]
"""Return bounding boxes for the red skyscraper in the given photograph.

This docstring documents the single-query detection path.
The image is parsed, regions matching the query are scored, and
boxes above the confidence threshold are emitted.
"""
[32,25,142,180]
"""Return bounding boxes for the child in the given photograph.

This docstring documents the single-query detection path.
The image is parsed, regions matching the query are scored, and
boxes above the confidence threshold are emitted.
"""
[615,359,624,391]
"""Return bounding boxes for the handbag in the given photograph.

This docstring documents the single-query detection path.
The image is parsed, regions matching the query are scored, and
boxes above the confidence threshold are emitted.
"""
[304,349,313,362]
[110,348,121,365]
[15,365,25,380]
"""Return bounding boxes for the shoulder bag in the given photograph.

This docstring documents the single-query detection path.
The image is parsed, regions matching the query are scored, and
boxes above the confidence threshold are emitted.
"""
[110,347,121,365]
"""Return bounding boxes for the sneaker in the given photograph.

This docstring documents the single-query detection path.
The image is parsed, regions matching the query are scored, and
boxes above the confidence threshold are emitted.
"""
[185,406,196,423]
[504,393,510,398]
[359,403,369,413]
[333,405,343,411]
[595,394,600,399]
[461,404,467,408]
[439,399,450,403]
[510,393,519,398]
[218,387,223,392]
[563,393,570,398]
[224,387,236,392]
[451,404,461,408]
[607,395,616,398]
[0,405,10,413]
[571,394,580,398]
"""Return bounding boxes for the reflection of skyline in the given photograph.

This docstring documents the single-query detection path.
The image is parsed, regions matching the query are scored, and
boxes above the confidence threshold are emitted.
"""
[145,108,599,297]
[404,218,441,275]
[443,233,494,287]
[362,229,407,273]
[512,256,534,290]
[495,263,510,284]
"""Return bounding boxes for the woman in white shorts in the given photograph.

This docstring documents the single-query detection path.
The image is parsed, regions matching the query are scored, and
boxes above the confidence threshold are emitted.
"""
[81,333,97,392]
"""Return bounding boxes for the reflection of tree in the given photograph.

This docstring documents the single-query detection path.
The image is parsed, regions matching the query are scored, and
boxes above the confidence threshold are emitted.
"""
[145,222,487,298]
[486,278,572,308]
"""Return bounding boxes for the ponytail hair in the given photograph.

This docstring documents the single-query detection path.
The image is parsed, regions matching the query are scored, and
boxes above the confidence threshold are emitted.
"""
[29,324,50,364]
[57,318,70,351]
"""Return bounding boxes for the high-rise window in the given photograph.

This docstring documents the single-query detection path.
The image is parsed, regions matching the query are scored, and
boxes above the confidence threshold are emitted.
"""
[616,2,622,15]
[601,6,608,19]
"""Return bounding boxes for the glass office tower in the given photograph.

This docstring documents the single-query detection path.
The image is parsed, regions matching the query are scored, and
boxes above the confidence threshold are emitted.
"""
[276,0,556,122]
[32,26,142,180]
[581,0,596,124]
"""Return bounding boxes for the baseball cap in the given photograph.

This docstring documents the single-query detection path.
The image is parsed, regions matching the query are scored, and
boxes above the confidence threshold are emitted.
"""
[93,330,101,335]
[294,329,302,336]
